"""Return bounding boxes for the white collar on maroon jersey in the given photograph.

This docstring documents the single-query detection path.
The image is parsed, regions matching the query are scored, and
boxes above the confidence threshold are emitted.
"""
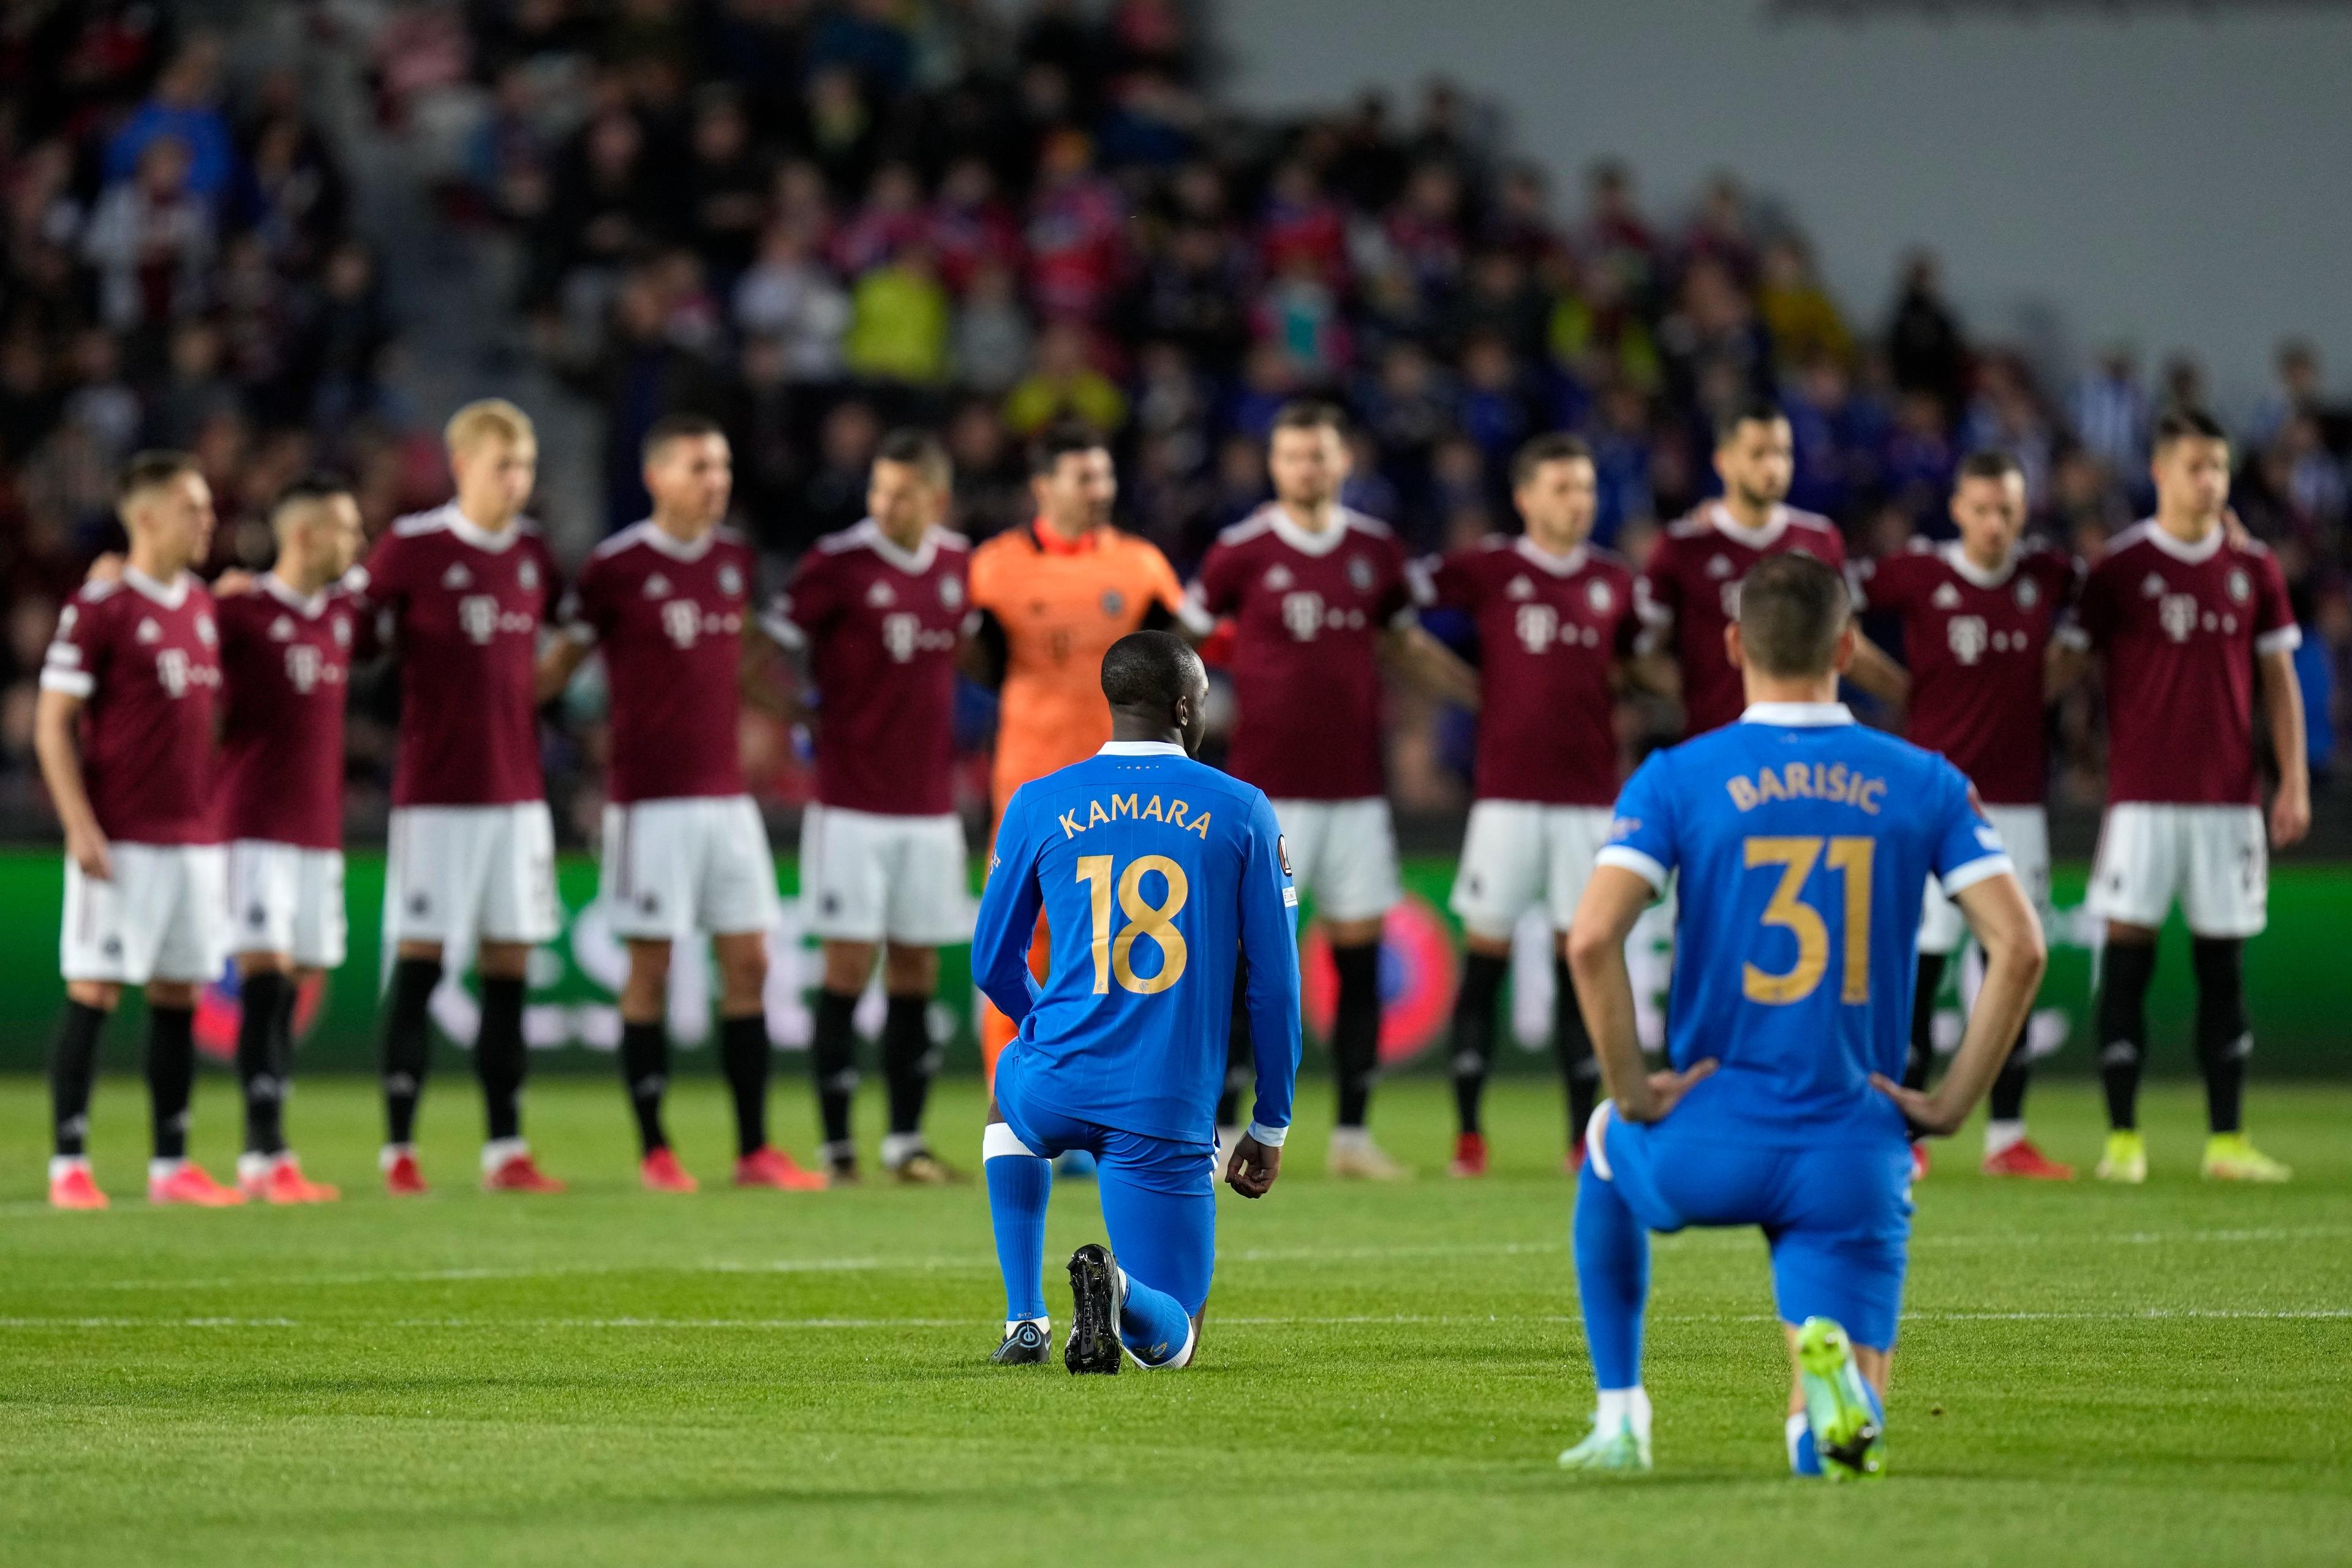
[1262,503,1351,557]
[628,518,720,563]
[123,566,192,609]
[2138,518,2226,565]
[1741,701,1854,727]
[1512,537,1588,577]
[262,573,330,617]
[1939,541,2017,590]
[443,503,524,554]
[1705,501,1789,550]
[1099,741,1187,757]
[850,517,940,575]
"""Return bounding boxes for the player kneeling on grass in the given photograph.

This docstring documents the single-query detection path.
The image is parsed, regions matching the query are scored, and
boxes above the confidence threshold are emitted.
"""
[39,453,241,1208]
[1556,553,2046,1476]
[971,631,1301,1373]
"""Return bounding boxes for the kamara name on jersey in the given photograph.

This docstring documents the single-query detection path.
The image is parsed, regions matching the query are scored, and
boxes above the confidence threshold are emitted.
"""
[1055,792,1213,839]
[1724,761,1888,815]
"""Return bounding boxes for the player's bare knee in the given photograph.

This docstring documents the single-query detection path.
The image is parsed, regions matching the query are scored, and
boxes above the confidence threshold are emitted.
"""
[713,933,766,1014]
[478,941,531,980]
[621,940,672,1019]
[2106,920,2157,946]
[146,980,198,1010]
[67,979,121,1012]
[821,940,877,994]
[882,942,937,995]
[235,950,291,976]
[397,938,445,965]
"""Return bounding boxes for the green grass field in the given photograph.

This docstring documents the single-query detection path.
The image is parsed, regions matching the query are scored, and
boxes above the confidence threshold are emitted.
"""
[2,1072,2348,1567]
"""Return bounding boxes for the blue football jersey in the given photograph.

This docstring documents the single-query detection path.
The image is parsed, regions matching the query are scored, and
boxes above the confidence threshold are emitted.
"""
[1596,702,2013,1142]
[973,741,1302,1146]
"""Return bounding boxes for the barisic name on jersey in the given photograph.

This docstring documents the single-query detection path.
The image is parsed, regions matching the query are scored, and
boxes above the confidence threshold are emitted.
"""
[1724,761,1891,815]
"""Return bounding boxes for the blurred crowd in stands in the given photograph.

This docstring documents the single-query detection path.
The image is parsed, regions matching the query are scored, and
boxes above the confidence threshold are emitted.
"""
[0,0,2341,836]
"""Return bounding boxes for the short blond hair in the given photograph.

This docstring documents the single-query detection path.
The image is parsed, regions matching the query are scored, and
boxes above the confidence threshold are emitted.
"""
[444,398,537,454]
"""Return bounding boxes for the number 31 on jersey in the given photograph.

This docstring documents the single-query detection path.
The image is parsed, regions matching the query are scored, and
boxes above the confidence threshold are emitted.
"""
[1743,835,1874,1006]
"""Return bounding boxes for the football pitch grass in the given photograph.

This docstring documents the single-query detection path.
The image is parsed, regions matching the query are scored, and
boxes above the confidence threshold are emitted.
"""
[2,1075,2348,1567]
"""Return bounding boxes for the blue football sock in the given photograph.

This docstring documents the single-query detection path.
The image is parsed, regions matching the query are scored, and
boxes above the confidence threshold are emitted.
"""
[1573,1160,1649,1391]
[1117,1270,1193,1366]
[984,1132,1053,1324]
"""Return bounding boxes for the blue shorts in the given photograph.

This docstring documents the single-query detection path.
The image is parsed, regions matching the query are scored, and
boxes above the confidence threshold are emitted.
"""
[1588,1104,1913,1350]
[995,1059,1219,1316]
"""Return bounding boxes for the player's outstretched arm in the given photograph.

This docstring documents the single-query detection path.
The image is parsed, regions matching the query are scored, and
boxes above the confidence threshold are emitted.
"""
[34,687,108,880]
[1378,622,1481,710]
[2259,647,2311,848]
[535,633,593,703]
[1844,633,1910,710]
[1874,870,2045,1136]
[1567,865,1714,1124]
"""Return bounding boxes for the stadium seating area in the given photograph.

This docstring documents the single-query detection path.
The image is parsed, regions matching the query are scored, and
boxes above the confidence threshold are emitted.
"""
[0,0,2341,830]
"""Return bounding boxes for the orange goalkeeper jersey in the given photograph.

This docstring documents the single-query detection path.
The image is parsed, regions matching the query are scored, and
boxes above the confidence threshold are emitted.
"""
[968,521,1204,815]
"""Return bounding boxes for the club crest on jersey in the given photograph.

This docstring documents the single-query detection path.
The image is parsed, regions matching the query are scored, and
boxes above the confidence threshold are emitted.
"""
[1586,579,1613,612]
[517,560,540,592]
[644,573,672,598]
[1506,574,1534,600]
[718,563,744,598]
[2226,567,2250,603]
[866,580,897,608]
[136,617,161,644]
[1346,556,1374,592]
[1277,835,1291,876]
[270,616,296,641]
[938,575,963,608]
[1264,564,1295,590]
[1931,583,1961,609]
[1706,554,1733,579]
[2015,576,2041,609]
[1101,589,1125,617]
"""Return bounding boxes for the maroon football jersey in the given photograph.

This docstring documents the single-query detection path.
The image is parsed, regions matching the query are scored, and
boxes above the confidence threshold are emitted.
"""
[40,569,222,844]
[1192,505,1417,801]
[1428,536,1637,805]
[216,578,356,848]
[1635,502,1847,735]
[1853,542,2079,807]
[766,519,968,816]
[2066,521,2299,805]
[564,521,756,805]
[354,505,559,809]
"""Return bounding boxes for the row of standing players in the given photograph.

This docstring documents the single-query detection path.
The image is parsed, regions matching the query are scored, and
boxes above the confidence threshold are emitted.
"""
[33,391,2309,1207]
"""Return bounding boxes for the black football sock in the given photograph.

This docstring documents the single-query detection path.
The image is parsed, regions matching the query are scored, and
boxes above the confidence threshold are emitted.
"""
[882,993,936,1138]
[237,970,291,1156]
[2097,940,2157,1133]
[810,988,859,1149]
[1555,956,1600,1142]
[1216,956,1253,1129]
[2191,936,2250,1136]
[272,978,301,1134]
[1330,941,1382,1129]
[1905,952,1948,1093]
[1448,951,1507,1137]
[380,956,442,1145]
[720,1012,771,1158]
[48,1000,108,1158]
[1988,1024,2032,1125]
[476,976,527,1144]
[619,1018,669,1155]
[146,1004,196,1162]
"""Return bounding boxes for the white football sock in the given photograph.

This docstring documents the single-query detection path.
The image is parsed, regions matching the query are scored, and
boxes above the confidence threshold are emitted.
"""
[1594,1385,1651,1439]
[1984,1118,2026,1156]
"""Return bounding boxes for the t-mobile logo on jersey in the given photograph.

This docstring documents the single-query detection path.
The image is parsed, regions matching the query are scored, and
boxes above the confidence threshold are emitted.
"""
[1280,590,1325,642]
[153,648,218,698]
[284,643,329,693]
[2159,593,2199,644]
[1515,602,1559,654]
[1947,615,1988,665]
[661,599,701,649]
[458,595,533,645]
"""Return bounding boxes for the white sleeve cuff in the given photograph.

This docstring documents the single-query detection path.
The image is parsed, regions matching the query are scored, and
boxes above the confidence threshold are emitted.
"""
[1385,604,1419,632]
[1939,853,2015,897]
[1173,592,1216,638]
[562,622,597,645]
[1245,1121,1287,1147]
[2054,624,2090,650]
[2256,624,2303,657]
[760,612,805,650]
[38,668,92,697]
[1403,557,1436,607]
[1594,845,1668,894]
